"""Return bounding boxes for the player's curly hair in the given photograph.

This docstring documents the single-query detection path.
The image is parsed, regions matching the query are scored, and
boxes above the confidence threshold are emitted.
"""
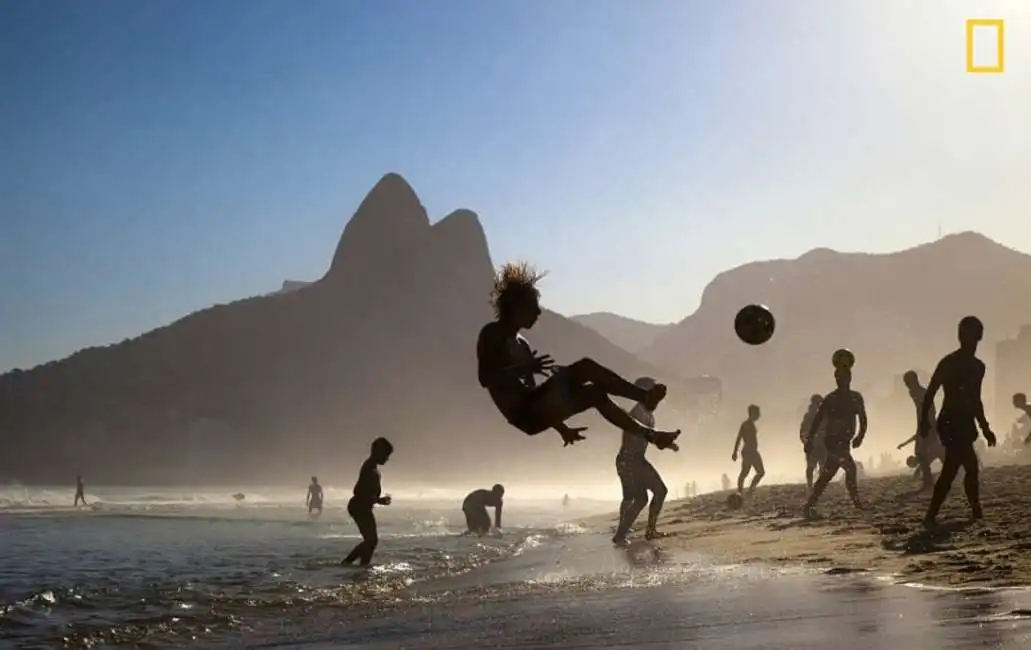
[490,261,547,318]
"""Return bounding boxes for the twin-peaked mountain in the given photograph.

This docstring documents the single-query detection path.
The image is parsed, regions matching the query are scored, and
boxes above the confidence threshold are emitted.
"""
[0,175,678,485]
[4,172,1028,486]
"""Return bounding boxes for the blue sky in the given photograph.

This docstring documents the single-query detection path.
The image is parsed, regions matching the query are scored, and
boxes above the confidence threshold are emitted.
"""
[3,0,1030,371]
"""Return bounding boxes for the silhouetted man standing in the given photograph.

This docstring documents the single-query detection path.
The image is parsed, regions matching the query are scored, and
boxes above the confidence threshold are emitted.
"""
[920,316,996,527]
[306,476,324,515]
[804,368,867,517]
[732,405,765,495]
[612,377,677,546]
[799,394,825,492]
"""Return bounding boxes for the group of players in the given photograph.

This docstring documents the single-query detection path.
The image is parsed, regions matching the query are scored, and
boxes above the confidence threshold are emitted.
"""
[721,314,1023,527]
[338,261,1015,563]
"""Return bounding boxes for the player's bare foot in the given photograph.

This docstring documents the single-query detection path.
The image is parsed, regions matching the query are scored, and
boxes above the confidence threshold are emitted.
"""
[612,535,631,547]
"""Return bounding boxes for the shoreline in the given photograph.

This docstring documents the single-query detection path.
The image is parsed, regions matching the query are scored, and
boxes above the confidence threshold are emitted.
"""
[585,463,1031,589]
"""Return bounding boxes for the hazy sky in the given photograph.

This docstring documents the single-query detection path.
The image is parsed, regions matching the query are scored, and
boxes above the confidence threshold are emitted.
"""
[3,0,1030,371]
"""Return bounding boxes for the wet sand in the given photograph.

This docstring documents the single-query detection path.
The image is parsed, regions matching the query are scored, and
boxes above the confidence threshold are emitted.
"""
[598,464,1031,588]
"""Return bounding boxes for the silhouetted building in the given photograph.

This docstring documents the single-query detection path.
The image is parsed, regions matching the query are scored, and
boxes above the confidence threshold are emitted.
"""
[996,324,1031,422]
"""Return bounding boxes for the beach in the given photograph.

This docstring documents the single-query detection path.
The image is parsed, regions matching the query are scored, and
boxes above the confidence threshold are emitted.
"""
[604,463,1031,589]
[4,483,1031,648]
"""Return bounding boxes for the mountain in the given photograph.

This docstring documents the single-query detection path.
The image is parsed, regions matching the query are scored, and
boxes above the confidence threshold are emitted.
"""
[275,280,311,295]
[570,312,673,354]
[639,232,1031,428]
[0,174,692,486]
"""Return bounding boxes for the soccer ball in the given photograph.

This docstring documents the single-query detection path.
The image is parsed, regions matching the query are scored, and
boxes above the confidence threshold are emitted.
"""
[906,455,919,468]
[832,348,855,370]
[734,304,776,346]
[726,492,744,510]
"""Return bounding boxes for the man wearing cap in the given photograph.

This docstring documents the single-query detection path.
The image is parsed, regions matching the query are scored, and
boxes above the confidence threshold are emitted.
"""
[612,377,679,546]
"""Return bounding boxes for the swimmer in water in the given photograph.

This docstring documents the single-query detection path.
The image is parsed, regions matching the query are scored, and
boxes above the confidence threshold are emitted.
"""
[476,262,680,449]
[342,438,393,567]
[920,317,996,527]
[803,367,868,517]
[612,377,678,546]
[732,404,765,496]
[462,484,504,536]
[306,476,324,515]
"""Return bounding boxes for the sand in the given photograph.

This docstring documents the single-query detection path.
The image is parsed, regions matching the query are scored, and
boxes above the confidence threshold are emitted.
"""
[595,464,1031,588]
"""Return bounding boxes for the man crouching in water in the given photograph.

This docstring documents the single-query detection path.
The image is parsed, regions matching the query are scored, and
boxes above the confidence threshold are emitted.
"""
[476,261,680,448]
[803,367,868,518]
[462,484,504,536]
[612,377,679,546]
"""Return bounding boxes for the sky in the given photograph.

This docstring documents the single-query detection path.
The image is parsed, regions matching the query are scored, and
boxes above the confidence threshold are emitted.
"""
[2,0,1031,372]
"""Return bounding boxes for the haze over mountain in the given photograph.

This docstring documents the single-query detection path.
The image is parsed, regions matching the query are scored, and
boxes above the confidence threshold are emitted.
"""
[569,313,673,354]
[0,174,693,487]
[639,232,1031,429]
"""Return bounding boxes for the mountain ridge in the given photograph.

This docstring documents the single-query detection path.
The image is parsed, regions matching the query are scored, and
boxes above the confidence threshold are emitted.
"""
[0,174,686,486]
[641,230,1031,430]
[569,312,673,354]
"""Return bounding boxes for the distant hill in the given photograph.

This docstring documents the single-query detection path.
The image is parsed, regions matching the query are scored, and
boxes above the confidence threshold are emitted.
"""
[0,174,697,486]
[639,232,1031,427]
[569,312,673,354]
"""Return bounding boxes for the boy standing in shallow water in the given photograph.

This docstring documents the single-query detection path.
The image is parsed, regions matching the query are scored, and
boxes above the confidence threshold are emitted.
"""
[342,437,393,567]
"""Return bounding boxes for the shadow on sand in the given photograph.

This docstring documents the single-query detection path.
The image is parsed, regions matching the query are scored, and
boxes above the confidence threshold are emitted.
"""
[883,519,973,555]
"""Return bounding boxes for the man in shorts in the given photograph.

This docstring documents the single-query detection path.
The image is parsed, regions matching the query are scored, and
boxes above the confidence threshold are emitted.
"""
[920,317,996,527]
[612,377,678,546]
[732,405,765,495]
[803,367,868,517]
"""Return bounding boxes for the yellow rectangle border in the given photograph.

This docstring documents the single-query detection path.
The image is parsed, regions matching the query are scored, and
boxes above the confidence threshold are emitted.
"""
[966,18,1005,74]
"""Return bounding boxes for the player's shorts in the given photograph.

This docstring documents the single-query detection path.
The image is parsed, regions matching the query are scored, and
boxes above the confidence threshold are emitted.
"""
[616,453,663,500]
[508,367,577,435]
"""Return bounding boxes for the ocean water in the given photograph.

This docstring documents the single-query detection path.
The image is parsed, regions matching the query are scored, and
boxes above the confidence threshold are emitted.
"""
[3,485,1031,649]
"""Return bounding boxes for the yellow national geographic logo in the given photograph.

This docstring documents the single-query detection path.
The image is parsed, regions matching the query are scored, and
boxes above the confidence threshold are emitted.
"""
[966,18,1005,73]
